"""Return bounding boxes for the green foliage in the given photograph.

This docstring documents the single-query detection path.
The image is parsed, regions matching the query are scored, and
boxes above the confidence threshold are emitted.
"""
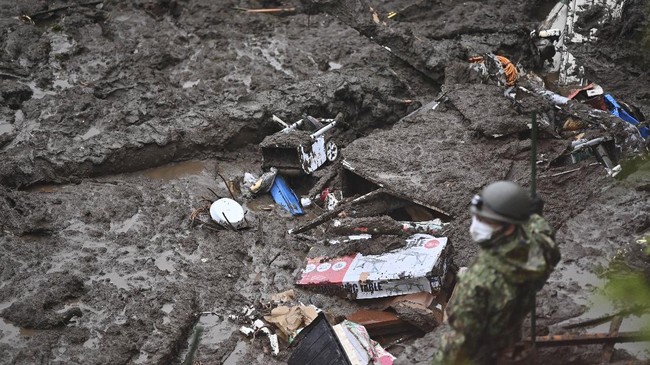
[615,154,650,181]
[603,271,650,313]
[601,239,650,338]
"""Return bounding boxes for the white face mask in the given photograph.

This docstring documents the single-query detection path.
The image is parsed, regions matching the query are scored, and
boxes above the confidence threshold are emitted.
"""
[469,216,496,242]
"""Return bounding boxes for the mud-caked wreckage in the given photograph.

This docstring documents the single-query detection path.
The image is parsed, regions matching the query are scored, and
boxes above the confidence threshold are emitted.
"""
[166,0,650,362]
[0,0,649,364]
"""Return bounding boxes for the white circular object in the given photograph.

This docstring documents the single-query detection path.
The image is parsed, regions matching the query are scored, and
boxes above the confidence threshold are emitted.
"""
[316,263,332,272]
[210,198,245,229]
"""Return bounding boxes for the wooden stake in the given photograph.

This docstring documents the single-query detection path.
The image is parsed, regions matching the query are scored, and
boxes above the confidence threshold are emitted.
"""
[601,316,623,364]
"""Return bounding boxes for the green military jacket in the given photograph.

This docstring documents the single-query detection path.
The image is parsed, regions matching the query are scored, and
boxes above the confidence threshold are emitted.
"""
[433,214,560,365]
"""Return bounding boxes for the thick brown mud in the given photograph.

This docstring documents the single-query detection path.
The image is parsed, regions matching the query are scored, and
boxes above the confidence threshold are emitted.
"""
[1,0,649,364]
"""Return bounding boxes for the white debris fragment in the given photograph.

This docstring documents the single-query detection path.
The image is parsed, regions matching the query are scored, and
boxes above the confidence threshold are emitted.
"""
[268,334,279,356]
[253,319,265,330]
[239,326,255,336]
[239,318,280,356]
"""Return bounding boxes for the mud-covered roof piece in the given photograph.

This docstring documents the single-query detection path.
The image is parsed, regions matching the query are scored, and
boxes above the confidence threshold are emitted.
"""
[310,0,532,83]
[260,130,313,149]
[445,84,531,137]
[342,109,512,218]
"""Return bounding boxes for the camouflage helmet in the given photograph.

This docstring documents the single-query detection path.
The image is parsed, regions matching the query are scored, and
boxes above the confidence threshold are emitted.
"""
[470,181,531,224]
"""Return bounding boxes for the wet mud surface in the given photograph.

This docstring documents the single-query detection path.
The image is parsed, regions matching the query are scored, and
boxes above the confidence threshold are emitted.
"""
[1,0,649,364]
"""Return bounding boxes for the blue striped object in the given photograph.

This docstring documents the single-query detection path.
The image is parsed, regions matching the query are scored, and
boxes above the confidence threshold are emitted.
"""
[270,175,304,216]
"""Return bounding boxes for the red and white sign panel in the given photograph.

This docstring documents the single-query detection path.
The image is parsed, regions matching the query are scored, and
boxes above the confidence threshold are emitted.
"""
[297,234,448,299]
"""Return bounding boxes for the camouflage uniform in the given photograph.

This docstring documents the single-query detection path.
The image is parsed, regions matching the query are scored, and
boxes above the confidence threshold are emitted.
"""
[433,214,560,365]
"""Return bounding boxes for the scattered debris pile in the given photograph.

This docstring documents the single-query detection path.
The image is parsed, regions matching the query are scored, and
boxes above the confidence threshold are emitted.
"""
[202,0,649,360]
[186,109,461,360]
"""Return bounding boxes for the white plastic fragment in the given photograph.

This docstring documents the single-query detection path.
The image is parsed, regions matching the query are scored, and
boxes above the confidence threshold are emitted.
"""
[347,234,372,240]
[326,234,371,246]
[607,165,622,177]
[268,334,280,356]
[272,114,289,128]
[253,319,265,330]
[242,306,255,318]
[240,319,279,356]
[325,193,339,211]
[243,172,257,185]
[240,326,255,336]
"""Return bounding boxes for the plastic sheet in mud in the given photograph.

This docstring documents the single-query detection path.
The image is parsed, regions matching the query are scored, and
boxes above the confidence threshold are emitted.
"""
[296,234,450,299]
[270,175,304,215]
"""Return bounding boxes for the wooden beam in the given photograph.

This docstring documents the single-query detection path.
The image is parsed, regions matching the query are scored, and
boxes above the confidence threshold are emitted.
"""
[535,331,649,347]
[288,189,384,234]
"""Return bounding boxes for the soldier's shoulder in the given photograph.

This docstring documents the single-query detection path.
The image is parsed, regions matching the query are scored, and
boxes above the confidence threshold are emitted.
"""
[461,256,505,284]
[526,214,555,236]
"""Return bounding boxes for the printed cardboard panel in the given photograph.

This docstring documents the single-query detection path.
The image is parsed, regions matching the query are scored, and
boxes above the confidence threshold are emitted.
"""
[301,255,357,285]
[297,234,448,299]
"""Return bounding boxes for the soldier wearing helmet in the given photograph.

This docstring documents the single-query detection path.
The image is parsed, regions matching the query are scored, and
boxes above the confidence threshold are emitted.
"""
[433,181,560,365]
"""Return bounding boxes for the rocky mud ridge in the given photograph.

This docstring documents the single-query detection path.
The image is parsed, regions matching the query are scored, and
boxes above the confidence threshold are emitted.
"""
[1,0,649,364]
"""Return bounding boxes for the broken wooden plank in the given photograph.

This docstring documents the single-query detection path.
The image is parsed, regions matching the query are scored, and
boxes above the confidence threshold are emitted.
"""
[307,165,339,199]
[346,310,414,337]
[443,267,467,323]
[535,331,648,347]
[561,306,649,330]
[288,189,384,234]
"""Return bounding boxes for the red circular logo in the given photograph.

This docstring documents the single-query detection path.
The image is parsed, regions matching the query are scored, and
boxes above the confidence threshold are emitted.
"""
[424,239,440,249]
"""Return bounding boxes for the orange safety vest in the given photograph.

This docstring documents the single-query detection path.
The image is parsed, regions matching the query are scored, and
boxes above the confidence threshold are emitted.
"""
[469,55,518,87]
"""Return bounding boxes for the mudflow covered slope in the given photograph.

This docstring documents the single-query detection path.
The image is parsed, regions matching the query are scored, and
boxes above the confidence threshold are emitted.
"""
[1,0,649,364]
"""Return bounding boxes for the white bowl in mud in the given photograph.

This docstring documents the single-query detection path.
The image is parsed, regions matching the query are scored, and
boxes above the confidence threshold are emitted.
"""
[210,198,245,229]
